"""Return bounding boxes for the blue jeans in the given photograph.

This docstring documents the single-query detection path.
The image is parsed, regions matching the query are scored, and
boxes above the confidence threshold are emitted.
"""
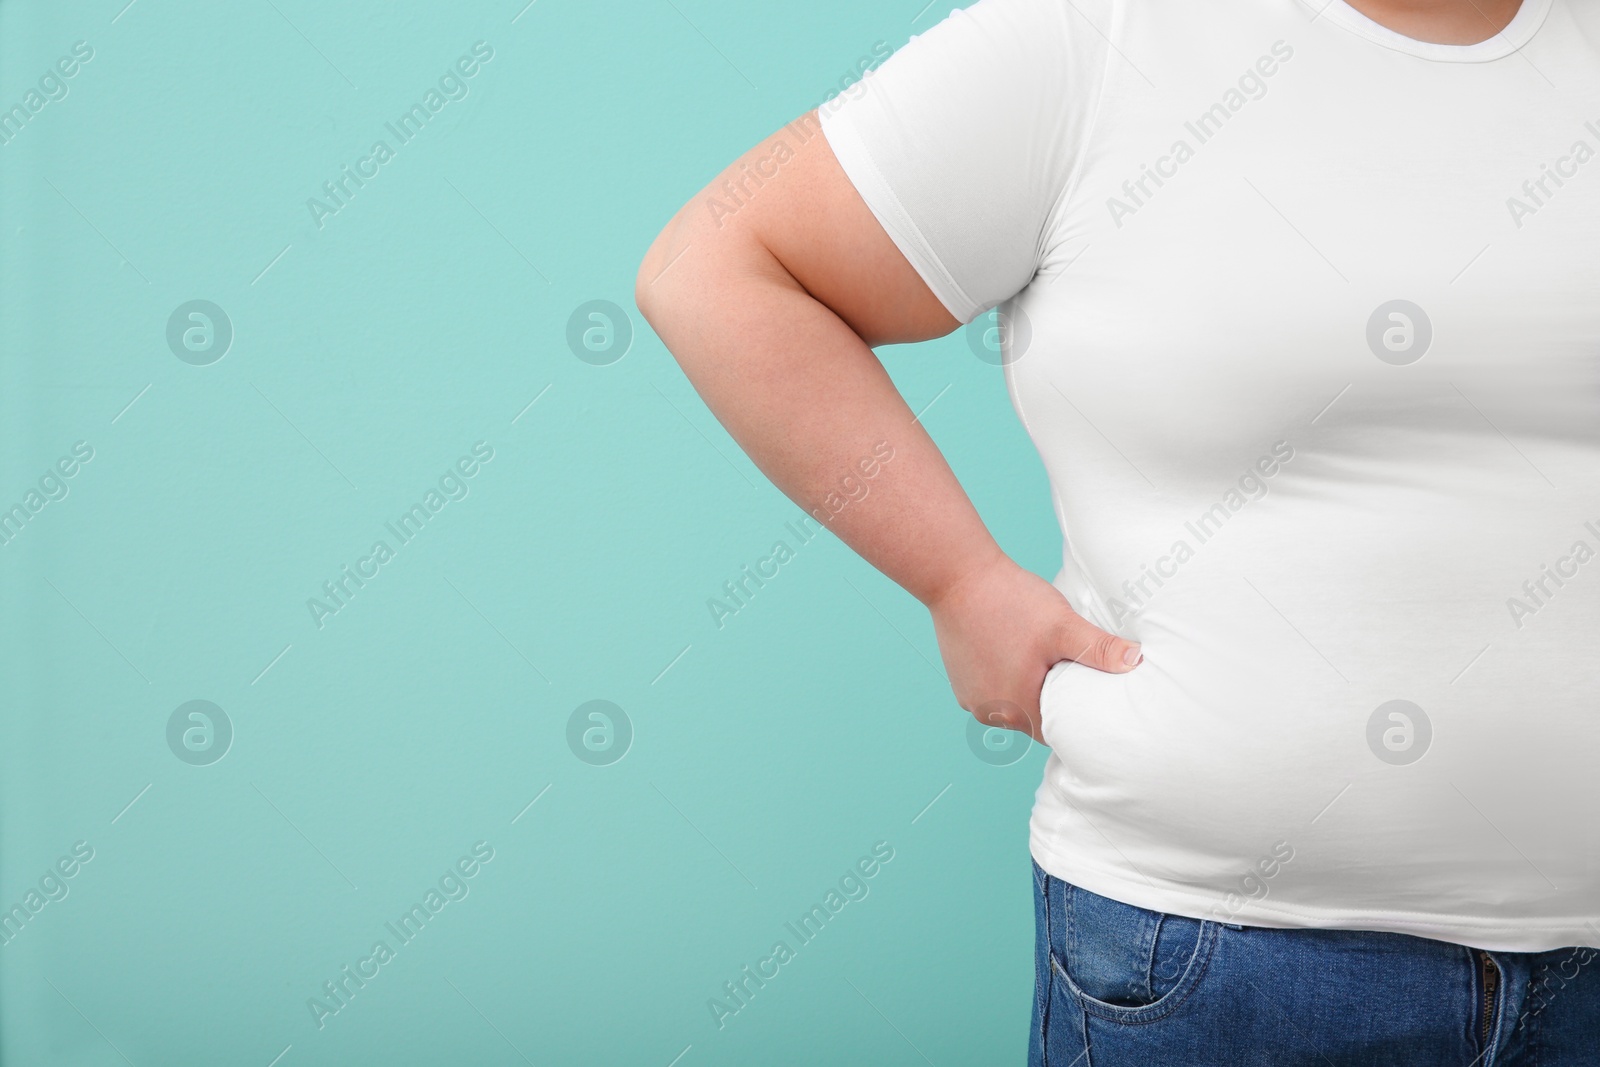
[1030,858,1600,1066]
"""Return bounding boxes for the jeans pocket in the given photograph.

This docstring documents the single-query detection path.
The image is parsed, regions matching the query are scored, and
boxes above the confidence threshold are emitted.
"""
[1050,880,1217,1022]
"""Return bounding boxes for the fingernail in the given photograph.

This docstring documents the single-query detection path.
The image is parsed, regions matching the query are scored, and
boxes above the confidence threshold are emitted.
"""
[1122,644,1142,667]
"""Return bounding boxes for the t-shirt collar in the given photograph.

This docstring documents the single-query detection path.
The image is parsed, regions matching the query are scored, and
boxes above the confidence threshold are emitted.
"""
[1295,0,1553,61]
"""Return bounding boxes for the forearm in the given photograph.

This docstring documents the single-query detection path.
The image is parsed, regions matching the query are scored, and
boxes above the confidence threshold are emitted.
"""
[637,229,1006,609]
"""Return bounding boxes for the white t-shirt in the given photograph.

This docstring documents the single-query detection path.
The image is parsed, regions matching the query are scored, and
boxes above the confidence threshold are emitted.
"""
[819,0,1600,952]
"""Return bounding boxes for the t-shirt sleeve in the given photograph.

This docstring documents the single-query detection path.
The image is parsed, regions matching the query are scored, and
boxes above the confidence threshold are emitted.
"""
[816,0,1112,325]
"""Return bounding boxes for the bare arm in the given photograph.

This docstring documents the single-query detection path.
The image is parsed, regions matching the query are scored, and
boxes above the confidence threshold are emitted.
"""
[635,110,1140,737]
[635,110,984,605]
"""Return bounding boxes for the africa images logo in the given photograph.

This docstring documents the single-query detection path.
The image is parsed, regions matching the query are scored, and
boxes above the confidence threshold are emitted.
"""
[1105,41,1294,228]
[305,42,495,230]
[306,442,495,629]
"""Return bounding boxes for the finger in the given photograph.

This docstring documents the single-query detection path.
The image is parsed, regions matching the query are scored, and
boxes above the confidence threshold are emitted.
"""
[1055,612,1142,674]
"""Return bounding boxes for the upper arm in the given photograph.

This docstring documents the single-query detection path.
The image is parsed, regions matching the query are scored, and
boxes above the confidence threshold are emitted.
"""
[637,110,961,349]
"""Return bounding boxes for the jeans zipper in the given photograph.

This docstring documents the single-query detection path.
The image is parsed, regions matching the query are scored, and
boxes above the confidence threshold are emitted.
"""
[1478,949,1500,1049]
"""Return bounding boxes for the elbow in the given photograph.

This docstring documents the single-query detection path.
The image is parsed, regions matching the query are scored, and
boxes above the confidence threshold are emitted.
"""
[634,208,691,329]
[633,256,662,330]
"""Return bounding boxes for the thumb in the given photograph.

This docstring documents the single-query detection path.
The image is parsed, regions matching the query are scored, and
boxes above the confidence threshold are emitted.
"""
[1055,610,1142,674]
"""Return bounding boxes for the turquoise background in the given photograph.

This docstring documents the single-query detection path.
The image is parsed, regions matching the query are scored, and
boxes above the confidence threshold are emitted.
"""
[0,1,1062,1063]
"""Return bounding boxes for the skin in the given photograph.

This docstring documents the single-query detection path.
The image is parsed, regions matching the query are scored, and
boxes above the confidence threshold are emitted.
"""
[1342,0,1524,44]
[635,2,1519,742]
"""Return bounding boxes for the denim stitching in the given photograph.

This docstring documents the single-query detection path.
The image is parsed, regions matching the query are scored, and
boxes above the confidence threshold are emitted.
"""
[1137,910,1160,1004]
[1040,870,1054,1066]
[1518,957,1548,1067]
[1051,921,1221,1025]
[1527,956,1547,1067]
[1063,883,1077,991]
[1054,883,1215,1021]
[1055,880,1091,1067]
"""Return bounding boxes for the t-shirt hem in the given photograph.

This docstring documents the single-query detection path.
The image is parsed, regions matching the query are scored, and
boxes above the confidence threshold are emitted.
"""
[1029,831,1600,954]
[816,104,983,325]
